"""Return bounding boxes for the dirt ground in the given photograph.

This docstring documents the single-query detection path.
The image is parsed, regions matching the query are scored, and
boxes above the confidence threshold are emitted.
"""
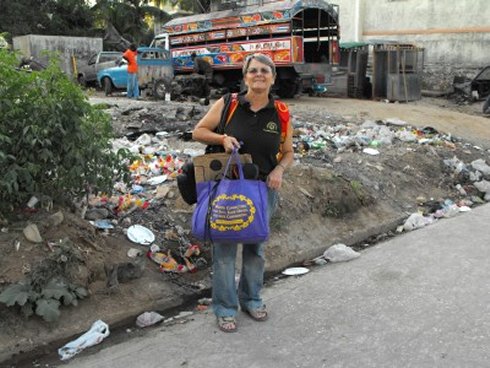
[1,94,490,365]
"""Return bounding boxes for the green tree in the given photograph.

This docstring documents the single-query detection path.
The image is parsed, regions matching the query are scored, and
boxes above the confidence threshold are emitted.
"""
[44,0,96,37]
[92,0,172,46]
[0,0,52,41]
[0,0,97,40]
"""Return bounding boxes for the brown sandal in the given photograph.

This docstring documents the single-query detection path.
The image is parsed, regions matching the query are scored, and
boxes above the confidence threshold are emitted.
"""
[217,317,238,333]
[244,305,268,322]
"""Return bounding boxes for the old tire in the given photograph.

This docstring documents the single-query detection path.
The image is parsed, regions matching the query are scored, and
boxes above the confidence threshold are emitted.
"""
[483,95,490,114]
[277,79,300,99]
[102,77,113,96]
[153,79,171,100]
[77,74,87,88]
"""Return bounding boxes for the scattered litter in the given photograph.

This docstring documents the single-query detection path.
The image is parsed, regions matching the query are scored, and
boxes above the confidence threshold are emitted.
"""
[455,184,467,196]
[130,184,144,194]
[175,311,193,319]
[298,187,314,198]
[147,249,187,273]
[58,320,110,361]
[136,311,164,328]
[155,185,171,199]
[147,175,168,186]
[403,213,434,231]
[362,148,380,156]
[471,159,490,176]
[27,196,39,209]
[23,223,42,243]
[323,244,360,263]
[127,248,144,258]
[385,118,407,126]
[282,267,310,276]
[198,297,212,305]
[89,219,114,230]
[48,211,64,227]
[127,225,155,245]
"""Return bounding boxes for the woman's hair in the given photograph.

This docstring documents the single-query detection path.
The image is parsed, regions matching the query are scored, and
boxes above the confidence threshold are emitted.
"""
[242,53,276,76]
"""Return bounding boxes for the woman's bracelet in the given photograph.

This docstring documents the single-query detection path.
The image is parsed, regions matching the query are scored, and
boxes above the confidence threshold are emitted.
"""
[221,134,228,145]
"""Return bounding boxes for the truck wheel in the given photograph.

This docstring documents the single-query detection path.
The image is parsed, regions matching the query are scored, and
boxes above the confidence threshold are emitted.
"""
[102,77,112,96]
[77,75,87,88]
[277,80,300,99]
[483,95,490,114]
[153,79,171,100]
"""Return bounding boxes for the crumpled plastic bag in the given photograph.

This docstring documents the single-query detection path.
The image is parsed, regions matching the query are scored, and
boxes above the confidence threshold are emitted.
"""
[136,311,164,328]
[323,244,360,263]
[58,320,110,361]
[403,213,433,231]
[471,159,490,176]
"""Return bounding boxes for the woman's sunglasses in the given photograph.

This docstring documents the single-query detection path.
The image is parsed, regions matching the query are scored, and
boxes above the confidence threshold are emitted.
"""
[246,67,271,75]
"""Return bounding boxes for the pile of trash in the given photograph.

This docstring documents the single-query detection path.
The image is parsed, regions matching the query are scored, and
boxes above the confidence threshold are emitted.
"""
[398,156,490,232]
[85,131,206,274]
[82,110,490,278]
[292,117,457,157]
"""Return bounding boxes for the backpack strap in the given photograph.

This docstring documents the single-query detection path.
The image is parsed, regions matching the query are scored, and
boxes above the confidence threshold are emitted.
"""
[275,100,290,161]
[215,92,239,134]
[224,93,239,126]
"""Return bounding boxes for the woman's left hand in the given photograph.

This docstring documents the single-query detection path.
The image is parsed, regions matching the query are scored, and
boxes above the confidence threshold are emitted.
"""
[266,167,284,190]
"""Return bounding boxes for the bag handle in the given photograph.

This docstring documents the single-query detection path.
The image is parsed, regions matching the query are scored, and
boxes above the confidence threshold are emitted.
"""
[221,148,244,181]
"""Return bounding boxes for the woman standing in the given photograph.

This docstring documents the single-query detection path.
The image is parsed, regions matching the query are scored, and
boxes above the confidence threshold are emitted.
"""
[192,53,294,332]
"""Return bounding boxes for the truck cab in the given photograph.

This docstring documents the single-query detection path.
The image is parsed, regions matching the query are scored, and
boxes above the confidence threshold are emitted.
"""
[150,33,170,51]
[160,0,340,98]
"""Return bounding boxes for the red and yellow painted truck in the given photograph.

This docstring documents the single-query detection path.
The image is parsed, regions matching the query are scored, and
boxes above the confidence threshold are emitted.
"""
[157,0,340,97]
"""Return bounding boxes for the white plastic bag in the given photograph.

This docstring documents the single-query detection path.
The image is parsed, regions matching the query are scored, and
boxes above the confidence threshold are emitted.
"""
[58,320,110,361]
[323,244,360,263]
[136,311,164,328]
[403,213,433,231]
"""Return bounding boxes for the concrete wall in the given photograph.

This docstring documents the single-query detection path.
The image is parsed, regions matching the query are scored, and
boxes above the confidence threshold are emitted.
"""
[334,0,490,90]
[13,35,102,77]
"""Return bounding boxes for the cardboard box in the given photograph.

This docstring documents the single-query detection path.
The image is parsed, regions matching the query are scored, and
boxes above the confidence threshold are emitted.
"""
[193,153,252,183]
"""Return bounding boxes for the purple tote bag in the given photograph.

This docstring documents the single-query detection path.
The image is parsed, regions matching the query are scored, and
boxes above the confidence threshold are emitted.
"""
[192,150,269,244]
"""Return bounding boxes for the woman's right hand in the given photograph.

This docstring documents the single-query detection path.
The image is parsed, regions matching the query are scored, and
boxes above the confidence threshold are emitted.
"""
[222,135,240,153]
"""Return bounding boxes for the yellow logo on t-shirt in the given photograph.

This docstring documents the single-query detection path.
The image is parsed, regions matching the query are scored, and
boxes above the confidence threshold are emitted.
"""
[263,121,278,134]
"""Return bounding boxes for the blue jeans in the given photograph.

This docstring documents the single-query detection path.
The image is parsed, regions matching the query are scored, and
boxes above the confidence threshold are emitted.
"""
[127,72,139,99]
[212,188,278,318]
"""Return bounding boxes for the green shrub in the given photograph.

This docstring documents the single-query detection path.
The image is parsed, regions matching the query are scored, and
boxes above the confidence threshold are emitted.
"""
[0,238,88,322]
[0,50,131,213]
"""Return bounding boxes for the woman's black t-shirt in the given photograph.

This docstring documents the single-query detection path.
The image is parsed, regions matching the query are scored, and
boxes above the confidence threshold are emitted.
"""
[223,92,281,180]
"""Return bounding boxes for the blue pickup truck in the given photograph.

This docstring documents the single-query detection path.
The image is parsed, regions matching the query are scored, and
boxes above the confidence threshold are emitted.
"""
[97,47,173,98]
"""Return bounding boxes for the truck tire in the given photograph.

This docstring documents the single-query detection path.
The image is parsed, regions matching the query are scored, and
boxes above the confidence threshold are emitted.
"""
[153,78,171,99]
[102,77,112,96]
[77,74,87,88]
[483,95,490,114]
[277,79,301,99]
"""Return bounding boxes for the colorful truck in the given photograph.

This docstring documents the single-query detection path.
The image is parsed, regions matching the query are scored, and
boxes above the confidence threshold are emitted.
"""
[159,0,339,98]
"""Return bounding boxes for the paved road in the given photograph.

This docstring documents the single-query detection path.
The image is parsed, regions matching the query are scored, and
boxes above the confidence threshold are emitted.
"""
[66,203,490,368]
